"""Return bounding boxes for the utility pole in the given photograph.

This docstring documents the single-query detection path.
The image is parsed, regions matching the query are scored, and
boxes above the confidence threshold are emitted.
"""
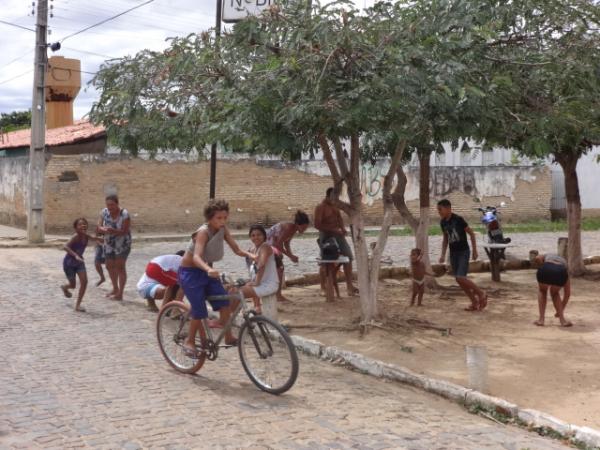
[209,0,222,200]
[28,0,48,243]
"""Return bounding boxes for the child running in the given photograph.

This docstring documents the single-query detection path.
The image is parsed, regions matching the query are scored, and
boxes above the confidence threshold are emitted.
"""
[410,248,432,306]
[178,200,256,356]
[61,218,103,312]
[437,199,488,311]
[235,225,280,314]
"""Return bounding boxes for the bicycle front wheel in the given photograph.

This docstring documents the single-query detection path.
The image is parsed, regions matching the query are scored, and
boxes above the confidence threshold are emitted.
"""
[156,301,206,374]
[238,315,299,395]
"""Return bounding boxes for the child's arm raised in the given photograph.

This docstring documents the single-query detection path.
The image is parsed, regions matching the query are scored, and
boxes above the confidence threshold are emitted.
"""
[224,228,255,260]
[85,234,104,245]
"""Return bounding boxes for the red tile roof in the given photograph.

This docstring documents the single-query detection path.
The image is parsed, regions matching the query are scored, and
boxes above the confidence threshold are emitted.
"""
[0,120,106,150]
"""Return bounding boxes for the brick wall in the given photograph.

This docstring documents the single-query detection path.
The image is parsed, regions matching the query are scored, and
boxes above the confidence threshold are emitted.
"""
[1,154,552,233]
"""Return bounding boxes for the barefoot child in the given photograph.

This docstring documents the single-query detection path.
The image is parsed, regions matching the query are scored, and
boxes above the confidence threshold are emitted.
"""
[533,253,572,327]
[410,248,432,306]
[94,235,106,286]
[437,199,488,311]
[235,225,279,314]
[61,218,103,312]
[178,200,256,356]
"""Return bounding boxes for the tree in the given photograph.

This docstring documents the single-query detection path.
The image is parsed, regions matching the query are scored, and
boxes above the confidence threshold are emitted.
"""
[362,0,493,285]
[472,0,600,275]
[90,0,478,325]
[0,110,31,132]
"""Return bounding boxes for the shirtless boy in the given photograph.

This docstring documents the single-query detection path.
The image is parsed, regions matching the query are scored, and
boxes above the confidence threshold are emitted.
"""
[410,248,432,306]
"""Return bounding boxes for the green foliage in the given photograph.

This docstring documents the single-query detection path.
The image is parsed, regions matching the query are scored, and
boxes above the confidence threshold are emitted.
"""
[0,110,31,132]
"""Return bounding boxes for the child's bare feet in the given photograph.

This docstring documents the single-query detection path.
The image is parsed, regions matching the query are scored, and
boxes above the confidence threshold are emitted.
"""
[478,293,488,311]
[347,286,359,297]
[75,306,86,312]
[95,277,106,287]
[61,285,72,298]
[464,305,478,312]
[560,319,573,327]
[105,291,117,298]
[534,319,545,326]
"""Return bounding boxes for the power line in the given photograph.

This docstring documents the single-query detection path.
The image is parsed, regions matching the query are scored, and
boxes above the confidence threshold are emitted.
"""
[0,19,35,33]
[0,69,33,86]
[61,46,116,59]
[58,0,156,43]
[0,50,34,72]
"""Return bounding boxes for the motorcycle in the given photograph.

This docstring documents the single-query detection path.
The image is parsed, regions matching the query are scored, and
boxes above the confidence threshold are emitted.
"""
[477,203,511,281]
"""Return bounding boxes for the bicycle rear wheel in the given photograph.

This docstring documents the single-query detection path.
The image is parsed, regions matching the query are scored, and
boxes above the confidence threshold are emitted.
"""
[238,315,299,395]
[156,301,206,374]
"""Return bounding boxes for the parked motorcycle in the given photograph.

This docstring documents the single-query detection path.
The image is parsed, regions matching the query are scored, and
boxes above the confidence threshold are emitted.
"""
[476,203,511,281]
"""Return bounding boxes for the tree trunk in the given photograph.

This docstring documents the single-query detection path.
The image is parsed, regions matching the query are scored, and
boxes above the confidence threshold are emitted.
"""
[415,151,435,284]
[557,153,585,276]
[318,134,404,327]
[393,150,437,287]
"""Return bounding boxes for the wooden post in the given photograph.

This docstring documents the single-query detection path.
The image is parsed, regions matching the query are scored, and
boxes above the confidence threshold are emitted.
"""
[27,0,48,243]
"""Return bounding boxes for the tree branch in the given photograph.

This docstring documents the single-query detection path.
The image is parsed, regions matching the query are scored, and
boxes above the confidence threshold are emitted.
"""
[372,140,406,258]
[392,162,419,231]
[332,136,350,180]
[318,133,352,214]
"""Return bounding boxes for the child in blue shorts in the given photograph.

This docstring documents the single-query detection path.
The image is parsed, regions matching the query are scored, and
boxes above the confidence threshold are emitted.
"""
[179,200,256,356]
[61,218,103,312]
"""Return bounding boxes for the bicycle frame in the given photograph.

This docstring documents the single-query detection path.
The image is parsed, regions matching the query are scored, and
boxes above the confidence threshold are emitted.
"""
[200,291,251,354]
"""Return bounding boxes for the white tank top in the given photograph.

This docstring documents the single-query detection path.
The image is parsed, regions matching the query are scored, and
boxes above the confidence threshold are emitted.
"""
[254,243,279,286]
[187,224,225,264]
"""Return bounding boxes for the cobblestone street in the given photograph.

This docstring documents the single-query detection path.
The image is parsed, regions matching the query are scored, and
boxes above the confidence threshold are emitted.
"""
[0,247,571,449]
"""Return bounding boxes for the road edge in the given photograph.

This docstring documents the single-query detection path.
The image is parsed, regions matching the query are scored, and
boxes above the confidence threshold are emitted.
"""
[288,334,600,449]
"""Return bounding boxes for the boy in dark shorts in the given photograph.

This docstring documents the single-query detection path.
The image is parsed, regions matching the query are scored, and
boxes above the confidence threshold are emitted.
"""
[437,199,487,311]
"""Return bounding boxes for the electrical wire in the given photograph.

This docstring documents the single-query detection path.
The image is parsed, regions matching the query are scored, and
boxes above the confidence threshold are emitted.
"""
[0,69,33,86]
[58,0,156,42]
[0,50,34,71]
[0,19,35,33]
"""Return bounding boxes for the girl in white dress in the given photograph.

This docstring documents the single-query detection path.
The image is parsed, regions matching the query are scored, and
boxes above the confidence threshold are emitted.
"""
[237,225,279,313]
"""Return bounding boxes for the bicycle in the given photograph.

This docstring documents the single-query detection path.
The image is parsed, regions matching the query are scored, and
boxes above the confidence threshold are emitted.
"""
[156,274,299,395]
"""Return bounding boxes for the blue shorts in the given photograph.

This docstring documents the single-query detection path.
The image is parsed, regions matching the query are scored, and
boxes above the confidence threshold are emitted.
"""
[178,267,229,319]
[64,262,86,282]
[450,249,470,278]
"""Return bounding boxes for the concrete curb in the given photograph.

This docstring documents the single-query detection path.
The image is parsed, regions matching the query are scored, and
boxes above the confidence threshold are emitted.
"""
[285,256,600,287]
[289,334,600,449]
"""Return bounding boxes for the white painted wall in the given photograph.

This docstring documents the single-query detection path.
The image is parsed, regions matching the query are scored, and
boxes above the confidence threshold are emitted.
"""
[577,147,600,209]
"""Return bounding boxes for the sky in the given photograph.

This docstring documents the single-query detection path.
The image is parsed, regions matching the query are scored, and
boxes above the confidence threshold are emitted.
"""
[0,0,375,120]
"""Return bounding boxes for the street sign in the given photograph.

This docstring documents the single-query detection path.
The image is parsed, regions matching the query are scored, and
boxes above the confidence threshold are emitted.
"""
[222,0,276,23]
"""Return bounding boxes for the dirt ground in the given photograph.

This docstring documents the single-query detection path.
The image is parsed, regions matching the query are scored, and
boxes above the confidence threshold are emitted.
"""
[279,265,600,430]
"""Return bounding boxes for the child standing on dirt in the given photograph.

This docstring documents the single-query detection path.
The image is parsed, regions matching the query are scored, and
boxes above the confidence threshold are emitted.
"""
[437,199,488,311]
[94,234,106,286]
[410,248,431,306]
[61,218,103,312]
